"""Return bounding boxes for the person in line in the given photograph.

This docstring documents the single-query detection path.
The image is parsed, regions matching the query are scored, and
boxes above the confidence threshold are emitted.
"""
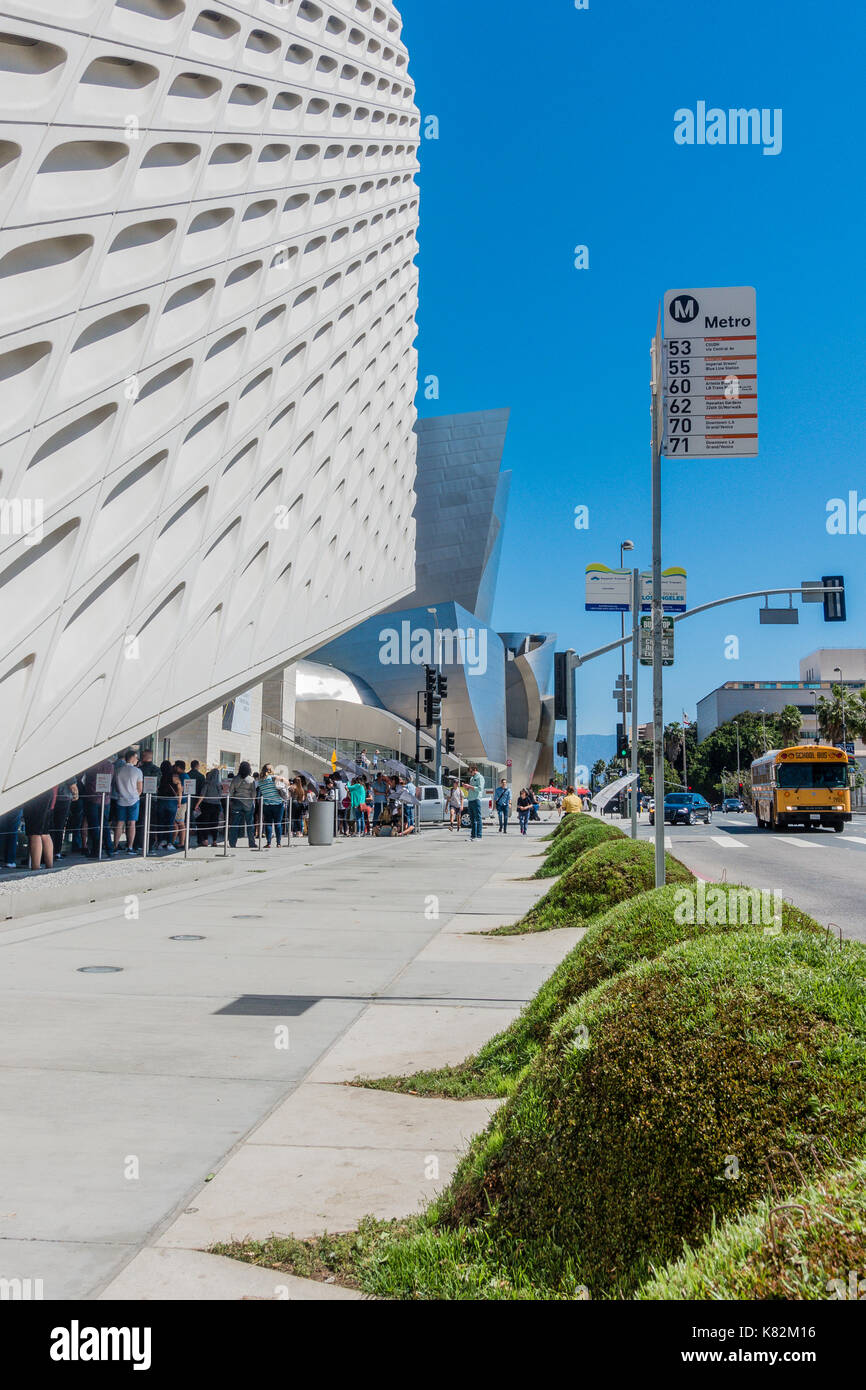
[358,749,371,770]
[561,785,583,816]
[172,760,189,850]
[494,778,511,833]
[290,777,307,837]
[188,759,206,799]
[467,765,485,841]
[349,776,367,836]
[517,787,533,836]
[228,761,257,849]
[112,749,143,854]
[528,787,541,822]
[447,781,464,831]
[0,805,22,870]
[154,760,181,852]
[371,770,388,829]
[195,767,224,847]
[83,757,116,858]
[258,765,285,848]
[23,784,56,870]
[50,777,78,860]
[362,777,374,834]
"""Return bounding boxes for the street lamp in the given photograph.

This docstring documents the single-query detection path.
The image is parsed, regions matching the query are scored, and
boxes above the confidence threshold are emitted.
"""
[733,718,741,784]
[619,541,635,804]
[811,690,820,744]
[834,666,847,749]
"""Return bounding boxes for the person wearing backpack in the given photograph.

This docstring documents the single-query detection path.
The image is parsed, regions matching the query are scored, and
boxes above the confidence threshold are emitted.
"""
[494,778,512,833]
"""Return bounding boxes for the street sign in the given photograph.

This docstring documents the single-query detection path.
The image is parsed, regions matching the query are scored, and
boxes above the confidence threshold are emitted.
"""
[585,564,632,612]
[640,568,687,613]
[662,287,758,458]
[639,615,674,666]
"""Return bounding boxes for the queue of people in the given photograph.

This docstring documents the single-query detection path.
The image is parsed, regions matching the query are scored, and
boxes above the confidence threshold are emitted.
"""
[0,747,549,873]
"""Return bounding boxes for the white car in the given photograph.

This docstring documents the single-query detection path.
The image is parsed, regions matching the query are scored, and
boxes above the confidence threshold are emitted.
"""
[414,785,495,824]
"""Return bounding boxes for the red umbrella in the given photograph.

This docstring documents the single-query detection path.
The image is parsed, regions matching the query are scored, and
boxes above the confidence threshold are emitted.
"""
[539,786,564,795]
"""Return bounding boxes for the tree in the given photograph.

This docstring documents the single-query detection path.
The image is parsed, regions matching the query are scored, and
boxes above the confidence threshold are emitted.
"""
[664,722,684,767]
[590,759,607,791]
[817,685,865,746]
[776,703,803,747]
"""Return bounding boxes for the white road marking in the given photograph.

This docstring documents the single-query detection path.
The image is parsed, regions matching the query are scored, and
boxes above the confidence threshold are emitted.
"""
[712,836,747,849]
[664,837,673,850]
[774,836,822,849]
[835,835,866,846]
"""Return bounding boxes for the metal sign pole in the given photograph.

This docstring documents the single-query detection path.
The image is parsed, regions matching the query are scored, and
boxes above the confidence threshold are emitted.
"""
[184,795,191,860]
[566,648,577,789]
[143,793,150,859]
[630,567,640,840]
[223,793,230,857]
[651,308,666,887]
[98,793,105,861]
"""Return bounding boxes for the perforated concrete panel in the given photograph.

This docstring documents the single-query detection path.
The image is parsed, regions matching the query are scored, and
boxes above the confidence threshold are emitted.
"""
[0,0,419,810]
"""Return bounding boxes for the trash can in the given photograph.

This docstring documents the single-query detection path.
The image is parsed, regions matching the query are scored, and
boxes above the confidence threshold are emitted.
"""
[307,799,334,847]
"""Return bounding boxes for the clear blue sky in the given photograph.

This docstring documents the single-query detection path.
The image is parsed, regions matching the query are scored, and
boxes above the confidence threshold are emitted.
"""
[399,0,866,735]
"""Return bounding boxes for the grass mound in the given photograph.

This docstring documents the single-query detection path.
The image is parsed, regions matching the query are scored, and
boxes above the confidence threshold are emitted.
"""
[357,886,823,1100]
[533,818,625,878]
[540,812,581,843]
[439,931,866,1297]
[493,838,693,935]
[637,1159,866,1300]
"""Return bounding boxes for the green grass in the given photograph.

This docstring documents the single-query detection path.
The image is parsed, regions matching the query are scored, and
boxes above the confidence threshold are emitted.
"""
[354,885,823,1100]
[438,930,866,1297]
[491,838,694,935]
[533,818,625,878]
[540,813,581,843]
[636,1159,866,1300]
[212,1216,584,1301]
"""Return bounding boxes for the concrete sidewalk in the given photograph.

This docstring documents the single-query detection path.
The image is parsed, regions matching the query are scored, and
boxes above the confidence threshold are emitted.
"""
[0,817,579,1301]
[98,825,581,1301]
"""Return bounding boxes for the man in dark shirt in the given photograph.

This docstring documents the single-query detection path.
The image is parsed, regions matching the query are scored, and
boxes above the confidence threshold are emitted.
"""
[83,758,116,857]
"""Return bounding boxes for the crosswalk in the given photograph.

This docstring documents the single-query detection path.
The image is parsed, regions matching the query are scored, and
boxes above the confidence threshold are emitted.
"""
[678,829,866,852]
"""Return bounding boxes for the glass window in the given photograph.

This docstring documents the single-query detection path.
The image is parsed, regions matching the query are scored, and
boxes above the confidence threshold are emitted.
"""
[777,763,847,789]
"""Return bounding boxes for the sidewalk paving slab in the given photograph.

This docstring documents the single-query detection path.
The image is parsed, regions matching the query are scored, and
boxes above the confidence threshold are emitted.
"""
[100,1247,366,1300]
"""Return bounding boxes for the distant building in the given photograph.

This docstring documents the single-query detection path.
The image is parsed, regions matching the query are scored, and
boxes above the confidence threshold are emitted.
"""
[697,654,866,749]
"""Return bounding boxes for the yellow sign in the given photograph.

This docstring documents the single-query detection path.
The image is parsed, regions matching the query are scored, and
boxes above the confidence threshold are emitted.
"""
[331,750,338,769]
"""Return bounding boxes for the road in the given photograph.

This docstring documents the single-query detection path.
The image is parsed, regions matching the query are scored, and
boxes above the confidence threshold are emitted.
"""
[630,813,866,943]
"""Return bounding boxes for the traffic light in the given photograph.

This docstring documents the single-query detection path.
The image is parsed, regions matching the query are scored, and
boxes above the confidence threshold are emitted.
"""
[424,665,437,693]
[822,576,846,623]
[424,692,441,727]
[445,729,456,754]
[437,672,448,699]
[738,782,744,794]
[556,739,568,759]
[616,723,629,760]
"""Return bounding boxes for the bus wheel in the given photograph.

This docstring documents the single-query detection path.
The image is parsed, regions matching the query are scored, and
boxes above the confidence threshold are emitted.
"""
[833,820,845,833]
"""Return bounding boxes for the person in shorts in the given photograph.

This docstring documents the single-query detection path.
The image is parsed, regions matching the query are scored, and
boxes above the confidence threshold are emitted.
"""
[112,750,143,854]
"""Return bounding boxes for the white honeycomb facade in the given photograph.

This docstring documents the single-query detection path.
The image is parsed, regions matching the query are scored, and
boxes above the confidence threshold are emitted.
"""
[0,0,420,811]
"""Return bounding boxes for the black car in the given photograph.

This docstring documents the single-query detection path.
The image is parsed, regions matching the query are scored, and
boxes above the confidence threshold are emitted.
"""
[649,792,712,826]
[722,797,745,813]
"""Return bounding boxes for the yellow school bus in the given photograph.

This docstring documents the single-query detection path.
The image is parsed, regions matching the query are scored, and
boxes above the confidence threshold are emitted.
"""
[751,745,851,833]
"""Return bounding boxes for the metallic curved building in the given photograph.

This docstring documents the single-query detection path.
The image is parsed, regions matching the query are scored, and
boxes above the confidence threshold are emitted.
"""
[0,0,420,813]
[310,409,556,782]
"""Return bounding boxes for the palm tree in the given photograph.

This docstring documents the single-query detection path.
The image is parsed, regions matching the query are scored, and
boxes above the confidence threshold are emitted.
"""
[816,685,864,746]
[776,704,802,747]
[590,759,607,791]
[664,722,684,766]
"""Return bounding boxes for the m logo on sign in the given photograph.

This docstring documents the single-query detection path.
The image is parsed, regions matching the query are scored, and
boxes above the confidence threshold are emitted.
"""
[669,295,699,324]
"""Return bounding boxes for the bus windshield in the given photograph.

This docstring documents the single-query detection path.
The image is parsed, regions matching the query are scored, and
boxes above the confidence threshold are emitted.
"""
[777,762,848,790]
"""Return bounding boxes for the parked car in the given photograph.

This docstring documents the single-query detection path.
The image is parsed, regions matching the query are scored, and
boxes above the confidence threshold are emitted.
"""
[415,784,495,826]
[722,796,746,813]
[649,793,712,826]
